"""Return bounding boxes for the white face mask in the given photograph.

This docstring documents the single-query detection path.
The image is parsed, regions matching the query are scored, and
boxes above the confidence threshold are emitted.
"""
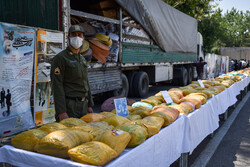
[70,36,83,49]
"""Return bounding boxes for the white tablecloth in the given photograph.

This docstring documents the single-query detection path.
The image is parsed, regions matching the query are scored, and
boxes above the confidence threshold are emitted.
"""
[185,98,219,154]
[0,76,249,167]
[107,116,186,167]
[0,145,93,167]
[0,117,186,167]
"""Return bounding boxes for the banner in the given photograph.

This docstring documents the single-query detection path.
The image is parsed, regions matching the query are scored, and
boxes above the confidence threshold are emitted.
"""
[0,23,35,136]
[34,29,64,125]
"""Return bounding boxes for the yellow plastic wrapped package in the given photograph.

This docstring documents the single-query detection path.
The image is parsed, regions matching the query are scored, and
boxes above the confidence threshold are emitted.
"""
[104,115,130,127]
[140,116,164,137]
[68,141,118,166]
[188,93,208,99]
[101,129,131,155]
[185,94,207,104]
[59,118,87,127]
[38,122,67,133]
[80,113,107,123]
[126,115,142,121]
[35,129,93,158]
[169,104,189,115]
[141,96,163,106]
[99,112,116,118]
[179,98,202,109]
[72,124,107,141]
[150,111,174,127]
[130,106,152,118]
[179,102,195,113]
[11,129,48,151]
[182,88,198,96]
[200,90,213,98]
[88,121,114,131]
[116,122,148,147]
[151,105,179,122]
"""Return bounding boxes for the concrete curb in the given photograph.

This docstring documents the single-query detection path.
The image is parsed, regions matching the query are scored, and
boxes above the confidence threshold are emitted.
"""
[191,91,250,167]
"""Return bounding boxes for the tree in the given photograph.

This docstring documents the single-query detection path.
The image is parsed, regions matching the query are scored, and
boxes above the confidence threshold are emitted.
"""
[163,0,218,20]
[198,8,225,53]
[222,9,250,47]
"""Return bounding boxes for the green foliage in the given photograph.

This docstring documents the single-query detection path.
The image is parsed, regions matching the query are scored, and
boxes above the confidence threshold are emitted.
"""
[163,0,217,20]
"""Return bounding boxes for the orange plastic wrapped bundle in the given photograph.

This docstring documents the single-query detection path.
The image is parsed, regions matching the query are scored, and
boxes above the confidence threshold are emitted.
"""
[68,141,118,166]
[169,104,189,115]
[168,91,181,104]
[101,129,131,155]
[80,113,107,123]
[179,102,195,113]
[179,98,202,109]
[104,115,130,127]
[188,93,208,99]
[150,105,179,126]
[186,94,206,105]
[35,129,93,158]
[11,129,48,151]
[168,88,183,98]
[59,118,87,127]
[204,83,211,88]
[130,106,152,118]
[39,122,67,133]
[116,122,148,147]
[155,89,181,104]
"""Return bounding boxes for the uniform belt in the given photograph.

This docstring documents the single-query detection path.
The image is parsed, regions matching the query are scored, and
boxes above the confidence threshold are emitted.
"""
[66,96,86,101]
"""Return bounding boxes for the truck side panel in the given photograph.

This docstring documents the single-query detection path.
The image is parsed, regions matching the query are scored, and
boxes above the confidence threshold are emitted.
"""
[122,42,197,64]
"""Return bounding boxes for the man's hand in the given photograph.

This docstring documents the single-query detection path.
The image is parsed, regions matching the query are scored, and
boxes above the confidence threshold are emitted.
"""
[58,112,69,121]
[88,107,94,113]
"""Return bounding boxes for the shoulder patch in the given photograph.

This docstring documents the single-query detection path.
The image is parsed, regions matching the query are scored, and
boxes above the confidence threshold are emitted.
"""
[54,67,60,75]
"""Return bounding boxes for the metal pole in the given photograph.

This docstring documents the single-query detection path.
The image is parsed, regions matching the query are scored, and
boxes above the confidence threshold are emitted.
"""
[179,153,188,167]
[224,109,228,120]
[118,8,123,63]
[62,0,70,47]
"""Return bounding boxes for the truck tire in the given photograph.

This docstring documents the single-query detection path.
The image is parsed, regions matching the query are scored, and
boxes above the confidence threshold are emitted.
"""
[133,71,149,97]
[126,71,138,97]
[113,73,129,97]
[179,67,188,86]
[187,66,193,84]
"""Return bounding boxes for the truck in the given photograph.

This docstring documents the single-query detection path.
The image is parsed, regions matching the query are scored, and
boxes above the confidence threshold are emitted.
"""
[0,0,203,98]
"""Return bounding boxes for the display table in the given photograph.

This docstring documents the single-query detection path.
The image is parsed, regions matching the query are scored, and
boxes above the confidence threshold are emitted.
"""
[0,76,249,167]
[184,98,219,154]
[0,145,93,167]
[0,116,186,167]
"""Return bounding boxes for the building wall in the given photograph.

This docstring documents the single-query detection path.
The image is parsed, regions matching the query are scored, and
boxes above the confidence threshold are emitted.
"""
[220,47,250,61]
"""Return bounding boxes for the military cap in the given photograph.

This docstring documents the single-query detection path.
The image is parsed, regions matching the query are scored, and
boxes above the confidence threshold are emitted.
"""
[69,25,85,34]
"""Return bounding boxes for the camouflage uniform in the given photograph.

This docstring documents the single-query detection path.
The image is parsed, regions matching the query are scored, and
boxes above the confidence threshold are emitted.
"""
[51,47,94,121]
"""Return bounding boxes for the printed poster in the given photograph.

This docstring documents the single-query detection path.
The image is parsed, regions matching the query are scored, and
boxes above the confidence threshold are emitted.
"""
[0,23,35,136]
[34,29,64,125]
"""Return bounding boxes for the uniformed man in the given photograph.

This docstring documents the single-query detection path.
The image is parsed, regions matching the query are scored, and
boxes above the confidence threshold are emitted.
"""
[51,25,94,122]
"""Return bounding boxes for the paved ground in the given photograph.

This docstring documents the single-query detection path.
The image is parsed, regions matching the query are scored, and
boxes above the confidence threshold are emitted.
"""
[206,93,250,167]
